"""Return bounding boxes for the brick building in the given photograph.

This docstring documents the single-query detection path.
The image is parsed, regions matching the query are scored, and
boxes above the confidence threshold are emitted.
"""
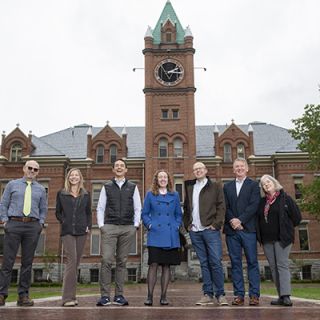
[1,1,319,283]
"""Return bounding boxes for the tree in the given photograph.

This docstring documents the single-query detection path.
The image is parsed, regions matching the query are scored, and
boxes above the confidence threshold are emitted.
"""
[289,104,320,219]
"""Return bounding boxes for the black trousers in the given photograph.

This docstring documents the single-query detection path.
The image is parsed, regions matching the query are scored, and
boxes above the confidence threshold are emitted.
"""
[0,220,42,297]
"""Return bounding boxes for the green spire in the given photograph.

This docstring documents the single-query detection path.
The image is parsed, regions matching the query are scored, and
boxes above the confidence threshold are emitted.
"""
[152,0,185,44]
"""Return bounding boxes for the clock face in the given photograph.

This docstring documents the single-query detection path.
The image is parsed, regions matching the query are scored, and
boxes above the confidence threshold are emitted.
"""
[154,59,184,86]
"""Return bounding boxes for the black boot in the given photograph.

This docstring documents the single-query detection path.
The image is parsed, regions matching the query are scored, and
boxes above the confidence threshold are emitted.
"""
[270,297,284,305]
[282,296,293,307]
[160,296,169,305]
[144,295,153,306]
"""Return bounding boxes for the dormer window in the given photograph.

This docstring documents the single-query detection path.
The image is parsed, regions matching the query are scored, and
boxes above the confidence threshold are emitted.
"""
[10,142,22,162]
[237,143,245,158]
[166,32,172,42]
[109,144,117,164]
[223,143,232,163]
[96,145,104,164]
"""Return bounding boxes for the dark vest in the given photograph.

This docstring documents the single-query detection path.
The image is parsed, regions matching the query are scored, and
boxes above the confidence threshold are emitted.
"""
[104,179,136,225]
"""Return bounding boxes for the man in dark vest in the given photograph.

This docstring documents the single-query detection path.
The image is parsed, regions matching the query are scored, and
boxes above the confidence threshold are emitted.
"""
[96,159,141,306]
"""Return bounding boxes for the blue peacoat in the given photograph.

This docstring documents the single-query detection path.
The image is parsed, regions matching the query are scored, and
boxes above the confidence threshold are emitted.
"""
[142,191,182,249]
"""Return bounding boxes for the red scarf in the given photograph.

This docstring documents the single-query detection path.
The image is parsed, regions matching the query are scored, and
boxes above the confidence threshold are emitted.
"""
[264,191,280,223]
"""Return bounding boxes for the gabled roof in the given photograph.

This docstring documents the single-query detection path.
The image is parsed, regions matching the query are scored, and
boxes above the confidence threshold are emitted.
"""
[152,0,185,44]
[30,122,299,160]
[196,123,299,157]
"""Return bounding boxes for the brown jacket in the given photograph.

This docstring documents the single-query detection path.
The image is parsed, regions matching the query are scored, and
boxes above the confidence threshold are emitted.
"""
[183,178,225,230]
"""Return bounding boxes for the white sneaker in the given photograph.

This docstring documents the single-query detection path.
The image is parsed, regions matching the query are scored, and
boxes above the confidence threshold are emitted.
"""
[63,300,76,307]
[196,294,214,305]
[217,295,229,306]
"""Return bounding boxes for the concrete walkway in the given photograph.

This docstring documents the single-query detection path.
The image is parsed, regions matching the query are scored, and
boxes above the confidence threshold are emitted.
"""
[1,282,319,320]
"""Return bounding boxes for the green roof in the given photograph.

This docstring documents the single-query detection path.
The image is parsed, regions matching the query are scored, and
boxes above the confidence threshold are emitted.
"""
[152,0,185,44]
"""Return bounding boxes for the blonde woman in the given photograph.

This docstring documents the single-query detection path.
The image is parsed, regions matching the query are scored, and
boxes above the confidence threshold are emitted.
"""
[56,168,92,306]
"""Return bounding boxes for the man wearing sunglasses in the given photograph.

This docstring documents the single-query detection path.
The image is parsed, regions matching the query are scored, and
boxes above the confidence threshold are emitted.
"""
[0,160,47,307]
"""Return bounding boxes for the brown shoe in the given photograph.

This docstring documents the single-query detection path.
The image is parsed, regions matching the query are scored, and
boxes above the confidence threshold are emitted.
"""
[232,296,244,306]
[249,296,259,306]
[0,295,5,306]
[17,296,34,307]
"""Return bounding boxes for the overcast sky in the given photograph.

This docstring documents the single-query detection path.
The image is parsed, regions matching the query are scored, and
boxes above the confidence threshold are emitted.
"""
[0,0,319,137]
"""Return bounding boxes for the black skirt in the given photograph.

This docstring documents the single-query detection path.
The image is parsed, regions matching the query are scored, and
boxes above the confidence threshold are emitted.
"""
[148,246,181,266]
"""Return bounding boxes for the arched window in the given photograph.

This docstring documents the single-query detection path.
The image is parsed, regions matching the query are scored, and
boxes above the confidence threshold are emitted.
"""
[173,138,183,157]
[237,143,245,159]
[10,142,22,162]
[223,143,232,163]
[109,144,117,164]
[159,138,168,158]
[96,145,104,164]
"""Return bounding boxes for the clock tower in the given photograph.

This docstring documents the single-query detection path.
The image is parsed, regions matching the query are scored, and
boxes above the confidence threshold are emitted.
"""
[143,0,196,193]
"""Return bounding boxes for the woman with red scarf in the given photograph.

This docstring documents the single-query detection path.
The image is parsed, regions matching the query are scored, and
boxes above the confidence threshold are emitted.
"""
[256,175,301,307]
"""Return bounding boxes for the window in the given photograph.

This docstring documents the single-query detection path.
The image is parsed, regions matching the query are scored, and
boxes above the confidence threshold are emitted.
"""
[33,269,43,282]
[264,266,272,280]
[128,232,137,255]
[0,182,8,196]
[127,268,137,282]
[298,222,309,251]
[159,138,168,158]
[90,229,100,255]
[109,144,117,164]
[223,143,232,163]
[302,265,312,280]
[161,109,169,119]
[227,267,232,280]
[237,143,245,158]
[90,269,99,283]
[172,109,179,119]
[35,233,45,256]
[11,270,18,284]
[10,142,22,162]
[166,32,172,42]
[293,177,303,200]
[92,183,103,208]
[173,138,183,157]
[0,231,4,255]
[96,145,104,164]
[174,177,184,203]
[39,181,49,198]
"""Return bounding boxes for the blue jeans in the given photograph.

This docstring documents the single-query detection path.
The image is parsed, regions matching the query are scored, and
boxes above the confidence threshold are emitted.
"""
[190,229,225,297]
[226,231,260,298]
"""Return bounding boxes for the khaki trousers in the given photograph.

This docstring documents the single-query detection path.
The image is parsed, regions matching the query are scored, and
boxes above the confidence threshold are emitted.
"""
[99,224,136,297]
[61,234,87,303]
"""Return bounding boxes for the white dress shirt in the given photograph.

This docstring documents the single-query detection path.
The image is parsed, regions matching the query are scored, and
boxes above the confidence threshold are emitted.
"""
[96,178,142,228]
[236,177,246,196]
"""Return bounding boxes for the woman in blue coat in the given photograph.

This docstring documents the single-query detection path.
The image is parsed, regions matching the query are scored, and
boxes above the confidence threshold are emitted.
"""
[142,170,182,306]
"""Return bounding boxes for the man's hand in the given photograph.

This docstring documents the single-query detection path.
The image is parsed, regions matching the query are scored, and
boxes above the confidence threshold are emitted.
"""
[230,218,243,230]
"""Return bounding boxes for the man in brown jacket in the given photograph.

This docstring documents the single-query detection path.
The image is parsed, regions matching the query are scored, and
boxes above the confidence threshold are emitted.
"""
[184,162,228,306]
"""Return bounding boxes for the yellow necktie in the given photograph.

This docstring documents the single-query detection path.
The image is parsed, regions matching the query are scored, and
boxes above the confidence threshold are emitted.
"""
[23,181,32,216]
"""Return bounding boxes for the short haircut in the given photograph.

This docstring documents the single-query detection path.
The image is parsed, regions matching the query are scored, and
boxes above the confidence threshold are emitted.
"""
[233,157,248,167]
[112,158,127,168]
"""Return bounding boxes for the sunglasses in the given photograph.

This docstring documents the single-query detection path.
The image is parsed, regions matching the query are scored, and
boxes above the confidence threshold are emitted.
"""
[27,166,39,172]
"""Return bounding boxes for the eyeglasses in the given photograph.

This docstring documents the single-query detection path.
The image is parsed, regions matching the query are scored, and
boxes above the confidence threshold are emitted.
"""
[193,167,205,172]
[27,166,39,172]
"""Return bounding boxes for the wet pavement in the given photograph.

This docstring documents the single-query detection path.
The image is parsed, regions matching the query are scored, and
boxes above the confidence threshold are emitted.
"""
[1,282,319,320]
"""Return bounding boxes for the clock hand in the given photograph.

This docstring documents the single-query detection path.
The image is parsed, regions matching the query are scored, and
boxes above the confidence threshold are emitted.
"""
[167,67,183,74]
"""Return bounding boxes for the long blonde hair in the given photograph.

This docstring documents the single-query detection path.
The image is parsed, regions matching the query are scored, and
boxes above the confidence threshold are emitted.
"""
[64,168,85,195]
[151,170,173,195]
